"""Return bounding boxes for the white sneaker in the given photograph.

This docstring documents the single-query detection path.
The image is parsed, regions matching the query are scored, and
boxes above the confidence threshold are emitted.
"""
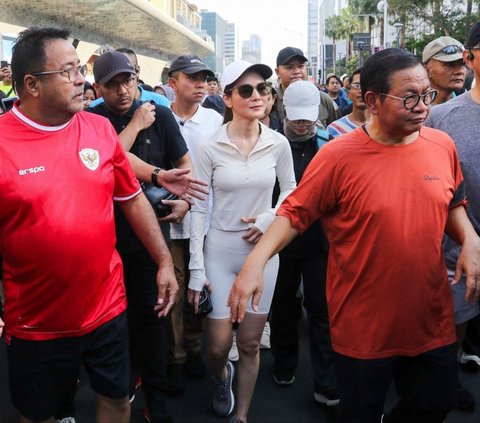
[460,351,480,366]
[228,331,239,362]
[260,322,271,350]
[56,418,76,423]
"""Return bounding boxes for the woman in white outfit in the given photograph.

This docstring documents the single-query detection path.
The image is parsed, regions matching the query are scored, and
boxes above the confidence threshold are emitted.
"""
[188,60,296,423]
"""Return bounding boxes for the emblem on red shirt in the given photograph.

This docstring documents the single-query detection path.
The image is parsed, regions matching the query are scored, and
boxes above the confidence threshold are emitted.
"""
[79,148,99,171]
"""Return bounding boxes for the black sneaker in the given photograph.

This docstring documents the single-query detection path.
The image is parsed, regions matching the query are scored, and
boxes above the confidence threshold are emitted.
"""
[273,367,295,386]
[314,388,340,407]
[185,353,206,379]
[212,361,235,417]
[145,390,174,423]
[455,387,476,412]
[166,363,186,395]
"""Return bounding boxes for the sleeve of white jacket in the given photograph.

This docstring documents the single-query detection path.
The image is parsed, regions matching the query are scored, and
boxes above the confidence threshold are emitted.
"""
[188,141,213,292]
[254,134,297,234]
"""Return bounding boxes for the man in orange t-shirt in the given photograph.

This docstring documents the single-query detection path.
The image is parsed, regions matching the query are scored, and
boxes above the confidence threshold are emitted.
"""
[228,49,480,423]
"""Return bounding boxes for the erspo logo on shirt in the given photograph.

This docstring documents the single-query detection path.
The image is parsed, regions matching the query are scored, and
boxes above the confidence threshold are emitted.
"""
[18,166,45,176]
[79,148,100,171]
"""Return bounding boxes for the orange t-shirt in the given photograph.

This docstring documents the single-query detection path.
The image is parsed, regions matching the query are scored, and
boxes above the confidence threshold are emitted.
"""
[278,126,464,359]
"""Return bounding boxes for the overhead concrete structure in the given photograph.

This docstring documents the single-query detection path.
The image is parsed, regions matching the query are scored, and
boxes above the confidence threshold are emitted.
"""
[0,0,214,61]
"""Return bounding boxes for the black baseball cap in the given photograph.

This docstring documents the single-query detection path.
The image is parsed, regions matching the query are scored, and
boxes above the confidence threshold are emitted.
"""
[276,47,308,67]
[93,51,136,84]
[466,21,480,48]
[168,55,214,77]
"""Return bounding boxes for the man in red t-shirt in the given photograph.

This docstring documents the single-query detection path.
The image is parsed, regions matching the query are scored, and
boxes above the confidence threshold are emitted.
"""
[228,49,480,423]
[0,27,178,423]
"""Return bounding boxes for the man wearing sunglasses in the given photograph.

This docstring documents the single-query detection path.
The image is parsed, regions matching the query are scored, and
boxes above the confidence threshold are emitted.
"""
[274,46,341,129]
[89,50,198,423]
[426,23,480,413]
[229,48,480,423]
[423,36,466,105]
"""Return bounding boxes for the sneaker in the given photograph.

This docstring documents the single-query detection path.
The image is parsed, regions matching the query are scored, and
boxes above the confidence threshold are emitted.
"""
[145,391,174,423]
[185,353,206,379]
[314,388,340,407]
[460,352,480,372]
[455,387,476,412]
[212,361,235,417]
[273,367,295,386]
[166,363,186,395]
[228,331,239,362]
[260,322,271,350]
[56,418,76,423]
[129,375,142,403]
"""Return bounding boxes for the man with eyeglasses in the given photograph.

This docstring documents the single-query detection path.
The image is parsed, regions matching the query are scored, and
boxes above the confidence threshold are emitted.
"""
[89,50,196,423]
[426,22,480,413]
[89,47,170,109]
[422,36,466,105]
[327,68,369,138]
[228,48,480,423]
[0,27,179,423]
[274,46,341,129]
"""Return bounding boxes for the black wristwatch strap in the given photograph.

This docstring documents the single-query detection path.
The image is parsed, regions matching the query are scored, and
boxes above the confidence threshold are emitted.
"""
[151,168,162,187]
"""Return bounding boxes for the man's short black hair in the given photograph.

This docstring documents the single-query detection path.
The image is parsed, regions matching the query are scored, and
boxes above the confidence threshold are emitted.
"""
[11,27,70,95]
[348,68,362,86]
[361,49,421,99]
[326,74,341,85]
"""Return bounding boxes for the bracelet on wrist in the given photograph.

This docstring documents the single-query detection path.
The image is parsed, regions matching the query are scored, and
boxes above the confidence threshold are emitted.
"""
[151,168,162,187]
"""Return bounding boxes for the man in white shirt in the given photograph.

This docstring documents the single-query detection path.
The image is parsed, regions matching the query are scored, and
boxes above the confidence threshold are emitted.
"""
[166,55,223,394]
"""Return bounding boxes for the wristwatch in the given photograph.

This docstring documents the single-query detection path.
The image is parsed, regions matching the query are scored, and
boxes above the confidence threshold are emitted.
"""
[151,168,162,187]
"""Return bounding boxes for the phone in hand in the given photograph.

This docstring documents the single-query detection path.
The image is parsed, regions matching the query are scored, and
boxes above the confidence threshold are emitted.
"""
[1,61,8,68]
[1,96,17,113]
[196,286,213,317]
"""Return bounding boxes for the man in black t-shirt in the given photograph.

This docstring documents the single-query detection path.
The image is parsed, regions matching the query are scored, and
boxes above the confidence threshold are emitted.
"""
[90,50,195,423]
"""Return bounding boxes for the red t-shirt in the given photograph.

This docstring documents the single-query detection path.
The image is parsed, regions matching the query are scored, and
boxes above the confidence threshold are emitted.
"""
[0,105,141,341]
[278,126,464,359]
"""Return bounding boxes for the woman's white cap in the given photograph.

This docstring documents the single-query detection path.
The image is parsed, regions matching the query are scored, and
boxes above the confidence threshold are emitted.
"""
[220,60,272,92]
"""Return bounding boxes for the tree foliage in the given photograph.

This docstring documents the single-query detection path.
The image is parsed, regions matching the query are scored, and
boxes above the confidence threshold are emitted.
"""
[343,0,480,57]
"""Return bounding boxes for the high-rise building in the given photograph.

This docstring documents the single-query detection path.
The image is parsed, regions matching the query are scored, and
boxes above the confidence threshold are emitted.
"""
[225,22,238,66]
[200,10,227,75]
[241,34,261,63]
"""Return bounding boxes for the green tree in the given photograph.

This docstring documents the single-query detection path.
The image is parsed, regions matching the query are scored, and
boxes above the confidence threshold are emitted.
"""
[325,7,360,74]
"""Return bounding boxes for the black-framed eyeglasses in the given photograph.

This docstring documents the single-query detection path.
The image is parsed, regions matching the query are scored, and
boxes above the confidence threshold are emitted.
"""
[379,90,438,110]
[426,45,463,62]
[230,82,271,99]
[31,65,85,83]
[104,76,136,92]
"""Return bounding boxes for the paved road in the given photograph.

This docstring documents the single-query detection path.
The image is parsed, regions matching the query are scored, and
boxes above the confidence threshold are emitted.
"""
[1,317,479,422]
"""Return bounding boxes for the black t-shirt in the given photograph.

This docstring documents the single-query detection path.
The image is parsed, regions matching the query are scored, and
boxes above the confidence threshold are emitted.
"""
[273,136,329,259]
[88,100,188,255]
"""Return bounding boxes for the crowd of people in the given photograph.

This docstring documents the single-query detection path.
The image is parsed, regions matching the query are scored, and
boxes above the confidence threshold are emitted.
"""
[0,22,480,423]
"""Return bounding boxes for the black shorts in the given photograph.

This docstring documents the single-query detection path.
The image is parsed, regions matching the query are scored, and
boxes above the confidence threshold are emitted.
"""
[6,311,130,421]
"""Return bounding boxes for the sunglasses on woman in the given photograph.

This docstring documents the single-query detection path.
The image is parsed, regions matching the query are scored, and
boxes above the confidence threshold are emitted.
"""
[230,82,271,99]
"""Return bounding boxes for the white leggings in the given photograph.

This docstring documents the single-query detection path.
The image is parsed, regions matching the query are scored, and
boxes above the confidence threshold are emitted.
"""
[204,227,279,319]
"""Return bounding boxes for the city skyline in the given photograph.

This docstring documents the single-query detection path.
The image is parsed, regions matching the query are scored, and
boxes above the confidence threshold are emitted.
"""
[193,0,308,68]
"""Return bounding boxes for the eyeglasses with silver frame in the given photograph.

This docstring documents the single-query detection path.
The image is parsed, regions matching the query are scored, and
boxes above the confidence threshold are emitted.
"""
[31,65,85,83]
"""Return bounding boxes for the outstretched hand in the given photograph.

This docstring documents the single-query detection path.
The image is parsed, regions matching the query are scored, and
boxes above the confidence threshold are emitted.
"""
[158,168,208,203]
